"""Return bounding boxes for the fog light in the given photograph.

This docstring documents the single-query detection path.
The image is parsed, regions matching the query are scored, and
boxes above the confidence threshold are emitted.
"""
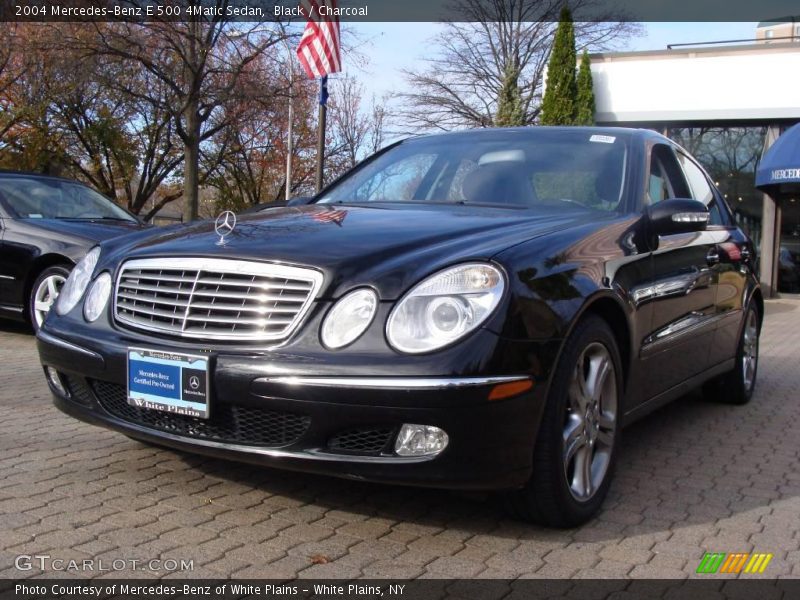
[394,424,449,457]
[45,366,67,396]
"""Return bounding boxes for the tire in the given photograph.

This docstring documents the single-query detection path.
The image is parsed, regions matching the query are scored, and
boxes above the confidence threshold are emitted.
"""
[703,303,760,405]
[504,315,623,527]
[28,265,72,332]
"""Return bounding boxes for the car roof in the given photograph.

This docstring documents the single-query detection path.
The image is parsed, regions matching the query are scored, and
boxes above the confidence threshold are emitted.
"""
[409,126,667,144]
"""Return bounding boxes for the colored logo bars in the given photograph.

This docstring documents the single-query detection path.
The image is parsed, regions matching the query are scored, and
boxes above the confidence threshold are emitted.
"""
[696,552,773,574]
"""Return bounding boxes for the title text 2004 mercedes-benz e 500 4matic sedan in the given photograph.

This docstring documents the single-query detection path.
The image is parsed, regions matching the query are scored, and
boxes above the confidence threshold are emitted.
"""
[37,127,762,527]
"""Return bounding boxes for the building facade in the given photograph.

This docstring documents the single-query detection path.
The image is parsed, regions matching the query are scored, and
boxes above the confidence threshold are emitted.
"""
[590,40,800,296]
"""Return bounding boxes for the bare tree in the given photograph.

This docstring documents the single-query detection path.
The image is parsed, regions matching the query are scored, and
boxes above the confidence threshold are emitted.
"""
[329,76,392,169]
[398,0,640,131]
[71,5,289,221]
[329,76,370,169]
[367,93,390,154]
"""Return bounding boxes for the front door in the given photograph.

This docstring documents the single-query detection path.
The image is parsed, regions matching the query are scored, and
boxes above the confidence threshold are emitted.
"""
[636,143,720,401]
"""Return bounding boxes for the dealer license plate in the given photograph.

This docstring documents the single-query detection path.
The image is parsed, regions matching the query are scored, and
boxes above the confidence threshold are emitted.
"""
[127,348,210,419]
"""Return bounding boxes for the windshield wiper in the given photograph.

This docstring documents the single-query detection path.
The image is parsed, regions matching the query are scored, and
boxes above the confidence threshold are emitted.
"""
[61,216,134,222]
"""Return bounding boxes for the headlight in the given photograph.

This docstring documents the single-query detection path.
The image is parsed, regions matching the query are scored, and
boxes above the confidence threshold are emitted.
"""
[83,272,112,322]
[55,247,100,316]
[321,288,378,349]
[386,263,505,354]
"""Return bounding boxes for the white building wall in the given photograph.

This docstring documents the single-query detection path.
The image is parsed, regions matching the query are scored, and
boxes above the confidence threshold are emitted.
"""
[590,44,800,123]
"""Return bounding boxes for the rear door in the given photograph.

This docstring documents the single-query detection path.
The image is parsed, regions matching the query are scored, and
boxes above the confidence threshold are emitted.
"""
[636,143,721,400]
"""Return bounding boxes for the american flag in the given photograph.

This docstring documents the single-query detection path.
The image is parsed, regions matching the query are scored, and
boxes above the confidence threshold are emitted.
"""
[310,208,348,226]
[296,0,342,80]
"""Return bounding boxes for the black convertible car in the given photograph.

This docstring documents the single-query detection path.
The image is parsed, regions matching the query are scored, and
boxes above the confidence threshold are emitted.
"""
[0,172,145,330]
[37,128,762,527]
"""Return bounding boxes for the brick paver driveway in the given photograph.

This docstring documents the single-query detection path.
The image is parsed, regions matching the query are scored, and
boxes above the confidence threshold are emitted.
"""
[1,300,799,580]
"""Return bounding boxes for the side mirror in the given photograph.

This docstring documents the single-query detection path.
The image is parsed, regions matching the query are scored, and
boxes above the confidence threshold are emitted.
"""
[287,196,312,206]
[646,198,709,237]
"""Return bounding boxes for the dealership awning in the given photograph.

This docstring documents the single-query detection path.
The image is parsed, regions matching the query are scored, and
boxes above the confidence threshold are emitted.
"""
[756,123,800,193]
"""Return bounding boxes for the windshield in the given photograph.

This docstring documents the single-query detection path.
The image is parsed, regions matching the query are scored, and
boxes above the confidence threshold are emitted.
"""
[318,130,628,212]
[0,176,136,221]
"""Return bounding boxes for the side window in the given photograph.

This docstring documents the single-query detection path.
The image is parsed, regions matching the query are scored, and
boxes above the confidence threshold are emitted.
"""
[676,152,726,226]
[648,156,670,204]
[647,144,689,205]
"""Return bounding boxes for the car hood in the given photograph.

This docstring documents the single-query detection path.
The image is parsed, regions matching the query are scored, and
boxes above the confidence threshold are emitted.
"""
[27,218,146,244]
[108,204,586,299]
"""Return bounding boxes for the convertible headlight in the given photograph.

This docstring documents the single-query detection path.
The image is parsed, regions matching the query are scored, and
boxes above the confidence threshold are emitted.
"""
[55,247,100,316]
[321,288,378,349]
[83,272,112,322]
[386,263,505,354]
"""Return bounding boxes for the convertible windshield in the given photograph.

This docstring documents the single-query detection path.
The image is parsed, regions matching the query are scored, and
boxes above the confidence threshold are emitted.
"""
[318,130,628,212]
[0,176,136,222]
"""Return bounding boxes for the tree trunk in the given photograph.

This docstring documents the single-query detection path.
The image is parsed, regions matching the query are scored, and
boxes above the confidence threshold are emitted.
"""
[183,96,200,223]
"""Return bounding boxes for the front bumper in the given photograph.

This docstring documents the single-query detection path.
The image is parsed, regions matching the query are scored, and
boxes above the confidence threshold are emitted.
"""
[38,329,548,491]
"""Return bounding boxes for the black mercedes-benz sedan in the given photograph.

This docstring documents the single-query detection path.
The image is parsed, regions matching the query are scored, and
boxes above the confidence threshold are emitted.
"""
[0,171,146,330]
[37,128,762,527]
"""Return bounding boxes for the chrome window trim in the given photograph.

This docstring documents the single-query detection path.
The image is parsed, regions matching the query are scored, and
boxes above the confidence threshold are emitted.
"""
[257,375,530,389]
[113,257,323,342]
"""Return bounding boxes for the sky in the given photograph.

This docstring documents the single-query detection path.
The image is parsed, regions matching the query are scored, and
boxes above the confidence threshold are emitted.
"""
[339,22,760,99]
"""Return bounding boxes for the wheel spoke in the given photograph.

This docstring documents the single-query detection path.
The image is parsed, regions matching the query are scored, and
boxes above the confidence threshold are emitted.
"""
[567,379,582,412]
[46,278,58,298]
[564,423,586,465]
[597,411,615,430]
[596,428,614,448]
[587,355,610,402]
[580,445,594,497]
[35,301,50,312]
[563,413,583,442]
[570,362,589,411]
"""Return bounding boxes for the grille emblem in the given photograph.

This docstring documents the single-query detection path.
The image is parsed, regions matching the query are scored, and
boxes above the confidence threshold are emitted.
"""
[214,211,237,246]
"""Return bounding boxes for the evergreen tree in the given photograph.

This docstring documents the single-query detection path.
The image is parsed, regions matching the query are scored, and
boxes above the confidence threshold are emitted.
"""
[575,49,596,125]
[540,7,577,125]
[495,62,525,127]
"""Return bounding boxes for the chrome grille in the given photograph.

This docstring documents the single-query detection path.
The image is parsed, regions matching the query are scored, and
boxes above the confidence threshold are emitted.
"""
[114,257,322,341]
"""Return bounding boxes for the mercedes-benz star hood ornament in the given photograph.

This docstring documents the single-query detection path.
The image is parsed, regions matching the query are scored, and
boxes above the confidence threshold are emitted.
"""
[214,210,237,246]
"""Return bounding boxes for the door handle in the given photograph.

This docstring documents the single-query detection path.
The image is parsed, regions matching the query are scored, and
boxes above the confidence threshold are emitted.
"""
[706,248,720,265]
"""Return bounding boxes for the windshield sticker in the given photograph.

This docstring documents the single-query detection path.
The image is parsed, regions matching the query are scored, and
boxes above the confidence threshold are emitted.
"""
[590,135,616,144]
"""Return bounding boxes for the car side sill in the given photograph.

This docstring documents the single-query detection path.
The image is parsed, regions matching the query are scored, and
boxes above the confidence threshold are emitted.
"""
[622,358,735,427]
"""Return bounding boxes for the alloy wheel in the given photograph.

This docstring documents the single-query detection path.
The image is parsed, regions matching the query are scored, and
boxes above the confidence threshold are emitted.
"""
[742,309,758,391]
[33,273,66,328]
[563,342,618,502]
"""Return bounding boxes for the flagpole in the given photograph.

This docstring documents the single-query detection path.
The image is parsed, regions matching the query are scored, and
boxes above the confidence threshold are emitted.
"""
[315,76,328,194]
